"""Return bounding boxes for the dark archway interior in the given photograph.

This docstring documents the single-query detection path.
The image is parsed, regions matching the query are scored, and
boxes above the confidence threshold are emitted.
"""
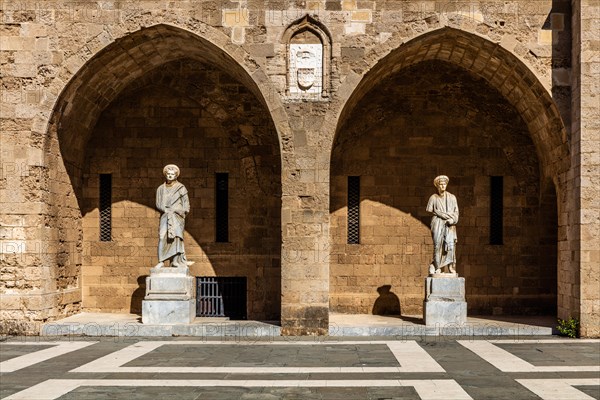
[330,60,557,316]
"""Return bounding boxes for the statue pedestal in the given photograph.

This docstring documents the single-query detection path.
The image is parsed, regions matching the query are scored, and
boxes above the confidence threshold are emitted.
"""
[423,275,467,326]
[142,266,196,324]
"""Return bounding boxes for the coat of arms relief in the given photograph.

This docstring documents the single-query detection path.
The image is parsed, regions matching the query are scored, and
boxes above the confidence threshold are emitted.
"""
[289,43,323,96]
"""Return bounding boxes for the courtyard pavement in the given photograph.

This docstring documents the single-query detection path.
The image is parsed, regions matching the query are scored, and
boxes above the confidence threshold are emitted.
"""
[1,335,598,399]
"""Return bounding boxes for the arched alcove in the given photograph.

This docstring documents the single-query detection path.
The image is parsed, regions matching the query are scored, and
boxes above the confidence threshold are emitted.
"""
[46,25,282,321]
[330,28,565,317]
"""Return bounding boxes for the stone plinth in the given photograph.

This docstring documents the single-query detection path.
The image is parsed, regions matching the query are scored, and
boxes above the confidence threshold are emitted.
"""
[142,266,196,324]
[423,276,467,326]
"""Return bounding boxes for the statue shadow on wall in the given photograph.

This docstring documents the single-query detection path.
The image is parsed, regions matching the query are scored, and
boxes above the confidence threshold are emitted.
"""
[130,275,147,316]
[372,285,401,316]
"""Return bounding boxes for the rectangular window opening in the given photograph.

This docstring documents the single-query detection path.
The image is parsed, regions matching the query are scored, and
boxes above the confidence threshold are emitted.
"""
[99,174,112,242]
[490,176,503,245]
[216,173,229,243]
[348,176,360,244]
[196,277,247,319]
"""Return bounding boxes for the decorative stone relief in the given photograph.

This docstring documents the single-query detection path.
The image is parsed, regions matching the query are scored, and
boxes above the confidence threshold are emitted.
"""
[289,43,323,96]
[283,15,331,100]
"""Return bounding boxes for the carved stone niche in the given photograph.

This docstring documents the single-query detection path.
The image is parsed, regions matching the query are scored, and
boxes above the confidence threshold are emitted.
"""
[283,15,331,100]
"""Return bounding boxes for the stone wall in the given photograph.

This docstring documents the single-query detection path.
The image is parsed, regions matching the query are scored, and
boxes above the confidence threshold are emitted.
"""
[570,0,600,338]
[0,0,596,336]
[331,60,556,316]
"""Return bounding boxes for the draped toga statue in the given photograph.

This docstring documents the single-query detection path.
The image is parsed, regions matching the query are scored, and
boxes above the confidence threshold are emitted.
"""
[155,164,189,269]
[427,175,459,275]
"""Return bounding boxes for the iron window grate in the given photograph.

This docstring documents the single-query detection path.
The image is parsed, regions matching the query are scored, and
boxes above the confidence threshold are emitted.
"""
[99,174,112,242]
[216,173,229,242]
[348,176,360,244]
[490,176,503,245]
[196,277,247,319]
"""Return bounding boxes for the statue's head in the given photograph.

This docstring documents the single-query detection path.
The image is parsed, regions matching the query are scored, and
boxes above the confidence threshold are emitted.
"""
[433,175,449,190]
[163,164,180,182]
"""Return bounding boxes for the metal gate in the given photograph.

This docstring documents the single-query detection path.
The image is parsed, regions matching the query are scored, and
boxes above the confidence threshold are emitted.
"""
[196,277,247,319]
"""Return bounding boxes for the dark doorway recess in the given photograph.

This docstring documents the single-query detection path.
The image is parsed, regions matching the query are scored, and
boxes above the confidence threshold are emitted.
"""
[196,277,247,320]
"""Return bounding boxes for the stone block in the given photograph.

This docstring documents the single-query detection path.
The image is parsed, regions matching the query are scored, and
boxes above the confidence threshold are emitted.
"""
[423,276,467,326]
[247,43,275,58]
[345,22,366,35]
[352,10,372,22]
[222,9,249,27]
[142,299,196,324]
[424,301,467,326]
[342,0,357,10]
[307,1,322,11]
[145,266,195,300]
[142,266,196,324]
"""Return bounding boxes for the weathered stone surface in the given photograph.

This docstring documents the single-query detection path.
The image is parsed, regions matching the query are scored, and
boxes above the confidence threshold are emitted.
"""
[423,277,467,326]
[145,268,195,301]
[0,0,597,337]
[142,265,196,324]
[424,301,468,326]
[142,300,196,325]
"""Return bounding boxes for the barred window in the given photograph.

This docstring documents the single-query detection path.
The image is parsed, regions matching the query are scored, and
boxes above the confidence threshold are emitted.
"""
[99,174,112,242]
[490,176,503,245]
[348,176,360,244]
[216,173,229,242]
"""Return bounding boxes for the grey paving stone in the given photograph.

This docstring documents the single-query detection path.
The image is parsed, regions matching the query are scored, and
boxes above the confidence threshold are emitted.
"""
[574,385,600,400]
[57,386,203,400]
[1,337,598,400]
[497,342,600,366]
[56,386,422,400]
[0,344,54,362]
[418,341,543,399]
[124,344,399,368]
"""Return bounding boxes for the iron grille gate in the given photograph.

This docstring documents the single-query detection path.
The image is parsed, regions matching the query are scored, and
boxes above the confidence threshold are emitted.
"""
[196,277,247,319]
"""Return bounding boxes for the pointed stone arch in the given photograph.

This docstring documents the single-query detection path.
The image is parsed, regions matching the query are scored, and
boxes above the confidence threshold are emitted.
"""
[42,23,286,322]
[333,27,569,180]
[47,23,288,171]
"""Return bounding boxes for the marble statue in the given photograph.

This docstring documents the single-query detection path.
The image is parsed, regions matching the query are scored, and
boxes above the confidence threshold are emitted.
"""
[155,164,189,269]
[427,175,459,274]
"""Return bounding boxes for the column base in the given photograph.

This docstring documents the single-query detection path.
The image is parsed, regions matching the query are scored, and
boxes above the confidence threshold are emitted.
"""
[423,276,467,326]
[142,266,196,324]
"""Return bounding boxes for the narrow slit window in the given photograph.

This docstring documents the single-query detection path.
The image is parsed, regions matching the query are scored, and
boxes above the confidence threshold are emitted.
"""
[99,174,112,242]
[216,173,229,242]
[490,176,503,245]
[348,176,360,244]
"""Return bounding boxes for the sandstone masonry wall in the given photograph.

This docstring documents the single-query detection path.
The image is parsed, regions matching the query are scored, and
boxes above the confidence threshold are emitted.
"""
[0,0,595,336]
